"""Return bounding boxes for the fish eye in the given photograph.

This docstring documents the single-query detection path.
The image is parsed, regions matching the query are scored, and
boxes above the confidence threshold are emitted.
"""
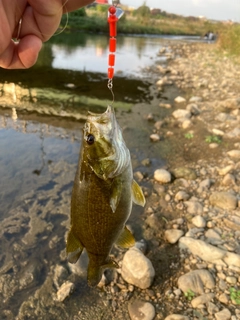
[87,134,95,145]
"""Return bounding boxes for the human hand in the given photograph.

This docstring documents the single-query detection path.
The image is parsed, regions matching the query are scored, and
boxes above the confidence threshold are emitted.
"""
[0,0,94,69]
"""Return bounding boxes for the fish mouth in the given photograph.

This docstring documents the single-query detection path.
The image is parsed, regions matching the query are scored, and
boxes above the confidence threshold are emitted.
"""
[87,105,114,117]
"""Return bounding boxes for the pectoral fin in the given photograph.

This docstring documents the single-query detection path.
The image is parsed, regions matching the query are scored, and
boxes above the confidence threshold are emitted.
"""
[110,179,123,213]
[131,179,146,207]
[66,229,84,264]
[116,226,135,248]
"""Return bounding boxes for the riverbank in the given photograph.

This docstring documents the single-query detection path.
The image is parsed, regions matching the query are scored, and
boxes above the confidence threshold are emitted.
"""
[61,7,223,36]
[0,41,240,319]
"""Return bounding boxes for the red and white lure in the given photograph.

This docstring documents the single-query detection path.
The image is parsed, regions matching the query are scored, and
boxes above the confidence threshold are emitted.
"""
[107,2,124,102]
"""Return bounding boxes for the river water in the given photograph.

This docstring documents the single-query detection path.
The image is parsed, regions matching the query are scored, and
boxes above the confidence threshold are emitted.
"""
[0,32,199,319]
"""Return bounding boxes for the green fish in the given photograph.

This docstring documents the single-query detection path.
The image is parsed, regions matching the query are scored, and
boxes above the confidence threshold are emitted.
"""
[66,105,145,287]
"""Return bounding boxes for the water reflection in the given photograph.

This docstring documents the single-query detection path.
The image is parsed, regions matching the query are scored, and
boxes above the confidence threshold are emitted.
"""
[42,32,168,75]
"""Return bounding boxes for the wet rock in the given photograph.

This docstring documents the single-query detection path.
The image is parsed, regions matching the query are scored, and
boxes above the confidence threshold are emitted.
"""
[215,308,231,320]
[165,229,184,244]
[191,293,215,308]
[178,269,215,294]
[186,103,200,115]
[145,214,162,231]
[154,169,171,183]
[164,315,190,320]
[209,191,237,210]
[121,247,155,289]
[192,215,206,228]
[159,103,172,109]
[19,259,43,290]
[172,167,197,180]
[128,300,155,320]
[227,149,240,159]
[56,281,75,302]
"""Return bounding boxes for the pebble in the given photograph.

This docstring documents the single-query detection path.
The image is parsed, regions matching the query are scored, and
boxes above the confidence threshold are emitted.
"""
[175,191,190,201]
[174,96,186,104]
[121,247,155,289]
[164,315,190,320]
[191,293,215,308]
[128,300,155,320]
[172,109,191,121]
[215,308,231,320]
[192,215,206,228]
[185,201,203,215]
[209,191,237,210]
[172,167,197,180]
[165,229,184,244]
[150,133,161,142]
[218,293,229,304]
[227,150,240,159]
[178,269,215,294]
[154,169,171,183]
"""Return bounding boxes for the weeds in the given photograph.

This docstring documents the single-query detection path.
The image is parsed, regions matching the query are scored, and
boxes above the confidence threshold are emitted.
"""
[184,132,194,139]
[229,287,240,305]
[184,289,195,301]
[205,135,222,144]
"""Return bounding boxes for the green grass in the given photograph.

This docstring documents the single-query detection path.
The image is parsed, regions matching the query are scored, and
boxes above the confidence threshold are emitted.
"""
[184,289,195,301]
[205,135,222,144]
[229,287,240,305]
[217,24,240,56]
[60,7,222,36]
[184,132,194,139]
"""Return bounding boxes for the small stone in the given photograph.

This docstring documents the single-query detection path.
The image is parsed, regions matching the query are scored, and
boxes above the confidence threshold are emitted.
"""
[121,247,155,289]
[217,165,234,176]
[164,315,190,320]
[150,133,160,142]
[227,150,240,159]
[165,229,184,244]
[185,201,203,215]
[207,301,219,314]
[215,308,231,320]
[218,293,229,304]
[175,191,190,201]
[128,300,155,320]
[178,269,215,295]
[209,191,237,210]
[174,96,186,104]
[222,173,235,186]
[172,167,197,180]
[192,215,206,228]
[226,276,237,284]
[172,109,191,121]
[56,281,75,302]
[191,293,215,308]
[154,169,171,183]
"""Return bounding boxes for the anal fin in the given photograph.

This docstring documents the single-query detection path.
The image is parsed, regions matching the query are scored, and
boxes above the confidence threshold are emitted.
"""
[131,179,146,207]
[115,226,135,248]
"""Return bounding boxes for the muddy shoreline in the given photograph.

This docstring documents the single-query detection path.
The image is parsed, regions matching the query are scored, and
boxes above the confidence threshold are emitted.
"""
[1,42,240,320]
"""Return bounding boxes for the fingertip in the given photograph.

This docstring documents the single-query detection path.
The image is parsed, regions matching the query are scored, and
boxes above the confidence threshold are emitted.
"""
[18,35,42,68]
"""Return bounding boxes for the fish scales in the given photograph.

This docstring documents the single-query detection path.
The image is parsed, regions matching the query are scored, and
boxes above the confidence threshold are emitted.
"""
[66,105,145,286]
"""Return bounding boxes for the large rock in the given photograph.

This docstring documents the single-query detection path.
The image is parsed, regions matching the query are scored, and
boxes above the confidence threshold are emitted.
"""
[178,270,215,294]
[209,191,237,210]
[121,247,155,289]
[128,300,155,320]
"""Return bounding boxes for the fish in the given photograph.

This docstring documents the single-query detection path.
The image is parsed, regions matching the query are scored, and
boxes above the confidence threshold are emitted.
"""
[66,105,145,287]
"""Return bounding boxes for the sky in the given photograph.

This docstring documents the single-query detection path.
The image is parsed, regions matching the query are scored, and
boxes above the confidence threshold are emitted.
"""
[121,0,240,22]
